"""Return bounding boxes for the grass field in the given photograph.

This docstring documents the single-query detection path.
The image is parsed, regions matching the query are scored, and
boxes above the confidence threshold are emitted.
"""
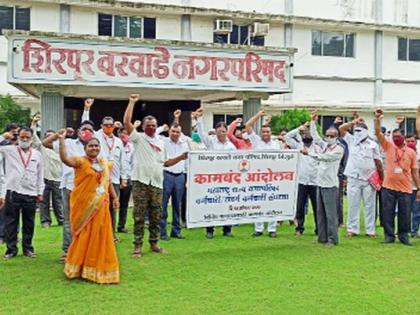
[1,210,420,315]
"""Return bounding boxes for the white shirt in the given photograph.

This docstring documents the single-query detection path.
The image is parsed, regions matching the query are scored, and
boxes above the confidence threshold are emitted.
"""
[196,117,236,151]
[163,137,189,174]
[285,127,319,186]
[0,155,5,198]
[53,138,92,191]
[32,131,62,182]
[123,142,134,180]
[130,130,167,189]
[343,133,381,181]
[0,145,44,196]
[310,121,344,188]
[94,130,128,184]
[249,132,280,150]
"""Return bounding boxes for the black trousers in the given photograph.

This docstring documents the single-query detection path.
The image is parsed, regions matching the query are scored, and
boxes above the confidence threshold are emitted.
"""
[206,226,232,234]
[118,180,132,230]
[296,184,317,234]
[381,188,411,242]
[337,178,345,226]
[5,191,37,254]
[181,174,187,224]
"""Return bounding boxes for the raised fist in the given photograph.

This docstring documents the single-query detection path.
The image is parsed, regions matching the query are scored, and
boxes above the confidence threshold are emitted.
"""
[84,98,94,108]
[129,94,140,103]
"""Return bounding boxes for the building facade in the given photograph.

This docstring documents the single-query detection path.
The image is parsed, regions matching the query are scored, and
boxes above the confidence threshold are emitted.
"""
[1,0,420,132]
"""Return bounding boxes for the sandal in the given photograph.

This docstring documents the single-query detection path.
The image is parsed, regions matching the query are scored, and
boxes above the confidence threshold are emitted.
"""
[132,248,142,258]
[59,253,67,264]
[150,246,167,254]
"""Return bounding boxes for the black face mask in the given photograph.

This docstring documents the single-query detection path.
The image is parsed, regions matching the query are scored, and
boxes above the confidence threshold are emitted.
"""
[302,138,313,145]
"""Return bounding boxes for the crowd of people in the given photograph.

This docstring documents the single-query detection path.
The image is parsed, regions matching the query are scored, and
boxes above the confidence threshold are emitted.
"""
[0,94,420,285]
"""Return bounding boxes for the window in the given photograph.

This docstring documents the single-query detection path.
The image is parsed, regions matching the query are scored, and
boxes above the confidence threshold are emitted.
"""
[312,31,355,57]
[213,24,264,46]
[0,6,30,33]
[213,114,242,128]
[98,14,155,39]
[399,118,416,135]
[398,37,420,61]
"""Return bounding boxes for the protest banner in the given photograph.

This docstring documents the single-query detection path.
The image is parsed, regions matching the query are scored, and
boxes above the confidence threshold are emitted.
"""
[187,150,299,228]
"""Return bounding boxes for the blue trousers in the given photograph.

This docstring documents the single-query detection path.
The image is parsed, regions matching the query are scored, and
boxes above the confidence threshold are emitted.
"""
[382,188,411,242]
[411,190,420,235]
[161,171,185,237]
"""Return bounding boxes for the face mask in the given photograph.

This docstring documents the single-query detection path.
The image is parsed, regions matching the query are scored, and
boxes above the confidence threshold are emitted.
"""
[120,134,129,145]
[302,138,313,146]
[242,133,249,140]
[325,137,337,145]
[191,132,201,143]
[407,141,417,150]
[18,139,32,149]
[354,128,369,143]
[393,135,405,146]
[144,127,156,137]
[79,130,93,142]
[103,126,114,136]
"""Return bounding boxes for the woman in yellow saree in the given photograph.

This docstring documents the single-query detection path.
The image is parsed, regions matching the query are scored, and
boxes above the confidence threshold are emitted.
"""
[58,131,120,284]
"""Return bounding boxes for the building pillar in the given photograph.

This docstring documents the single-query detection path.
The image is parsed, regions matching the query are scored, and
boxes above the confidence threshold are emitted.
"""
[41,93,64,135]
[284,0,294,102]
[181,15,192,41]
[59,4,70,33]
[374,0,383,105]
[243,98,262,132]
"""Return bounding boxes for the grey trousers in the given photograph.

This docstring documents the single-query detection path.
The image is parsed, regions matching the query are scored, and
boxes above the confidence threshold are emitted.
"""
[62,188,72,253]
[317,187,339,245]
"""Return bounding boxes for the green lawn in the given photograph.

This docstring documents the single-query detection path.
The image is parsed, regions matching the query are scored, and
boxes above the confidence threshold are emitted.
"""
[1,210,419,315]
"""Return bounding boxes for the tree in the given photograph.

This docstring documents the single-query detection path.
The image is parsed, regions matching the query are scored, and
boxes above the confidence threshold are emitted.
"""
[0,95,31,132]
[270,109,323,135]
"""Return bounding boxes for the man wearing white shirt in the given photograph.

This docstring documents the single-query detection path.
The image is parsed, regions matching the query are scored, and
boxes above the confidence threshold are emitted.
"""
[308,111,344,246]
[82,99,128,237]
[43,120,97,262]
[339,119,383,238]
[124,94,188,258]
[245,109,280,238]
[0,127,44,259]
[195,107,236,238]
[285,123,320,236]
[161,123,189,240]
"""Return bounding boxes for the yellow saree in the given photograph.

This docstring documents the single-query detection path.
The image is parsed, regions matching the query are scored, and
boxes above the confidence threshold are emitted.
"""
[64,157,120,284]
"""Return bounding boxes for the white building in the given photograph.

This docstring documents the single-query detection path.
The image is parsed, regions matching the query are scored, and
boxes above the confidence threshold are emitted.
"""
[1,0,420,133]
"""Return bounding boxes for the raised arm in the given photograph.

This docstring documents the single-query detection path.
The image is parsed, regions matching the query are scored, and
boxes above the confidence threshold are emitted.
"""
[245,109,265,134]
[194,107,211,148]
[173,109,181,125]
[374,109,386,145]
[309,110,324,148]
[57,130,77,167]
[227,118,242,147]
[42,132,58,149]
[30,116,42,151]
[123,94,139,135]
[81,98,94,123]
[285,122,308,149]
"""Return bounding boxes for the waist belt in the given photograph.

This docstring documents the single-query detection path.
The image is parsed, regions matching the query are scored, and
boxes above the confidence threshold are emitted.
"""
[164,170,183,176]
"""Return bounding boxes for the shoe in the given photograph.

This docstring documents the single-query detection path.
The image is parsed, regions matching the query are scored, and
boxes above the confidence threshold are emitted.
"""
[223,232,234,237]
[117,228,128,233]
[295,231,303,236]
[150,244,167,254]
[411,233,420,238]
[252,232,263,237]
[41,223,50,229]
[399,239,413,246]
[268,232,277,238]
[381,239,395,244]
[160,235,169,241]
[132,247,142,258]
[170,233,185,239]
[346,232,356,238]
[206,232,214,239]
[324,242,336,247]
[23,251,37,258]
[4,252,17,260]
[366,234,376,238]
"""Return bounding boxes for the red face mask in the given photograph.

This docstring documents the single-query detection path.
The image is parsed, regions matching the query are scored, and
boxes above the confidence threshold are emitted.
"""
[407,141,417,150]
[393,135,405,146]
[144,127,156,137]
[79,130,93,142]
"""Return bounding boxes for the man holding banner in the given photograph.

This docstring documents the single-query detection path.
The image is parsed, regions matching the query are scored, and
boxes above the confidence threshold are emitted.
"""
[245,109,281,238]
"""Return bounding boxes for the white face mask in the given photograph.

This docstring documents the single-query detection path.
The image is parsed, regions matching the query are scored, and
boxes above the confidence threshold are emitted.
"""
[354,128,368,143]
[325,137,337,145]
[242,133,249,140]
[18,139,32,149]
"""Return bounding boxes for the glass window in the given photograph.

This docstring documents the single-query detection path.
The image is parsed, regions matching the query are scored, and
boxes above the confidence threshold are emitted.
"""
[323,32,344,57]
[251,36,265,46]
[239,26,249,45]
[98,13,112,36]
[409,39,420,61]
[213,33,228,44]
[0,6,13,33]
[230,25,239,44]
[114,15,128,37]
[345,33,354,57]
[398,37,408,60]
[129,17,142,38]
[143,17,156,39]
[15,7,30,30]
[312,31,322,55]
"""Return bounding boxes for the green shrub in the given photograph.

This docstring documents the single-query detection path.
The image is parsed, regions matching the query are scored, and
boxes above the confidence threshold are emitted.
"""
[0,94,31,131]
